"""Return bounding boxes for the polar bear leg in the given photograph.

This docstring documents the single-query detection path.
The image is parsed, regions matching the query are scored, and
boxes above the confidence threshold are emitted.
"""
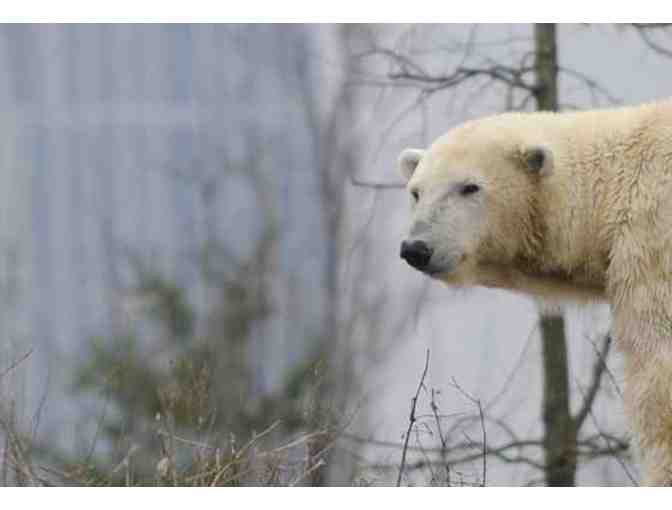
[623,352,672,486]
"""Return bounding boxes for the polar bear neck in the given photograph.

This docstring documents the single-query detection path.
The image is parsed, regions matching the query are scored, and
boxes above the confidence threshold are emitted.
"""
[472,259,609,302]
[487,103,667,302]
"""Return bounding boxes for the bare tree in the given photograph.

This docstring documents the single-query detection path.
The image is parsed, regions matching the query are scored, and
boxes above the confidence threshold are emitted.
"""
[351,23,633,486]
[533,23,575,487]
[345,341,630,486]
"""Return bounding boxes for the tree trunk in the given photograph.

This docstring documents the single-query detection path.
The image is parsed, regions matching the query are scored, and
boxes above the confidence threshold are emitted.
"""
[534,24,559,112]
[534,23,577,487]
[539,316,576,486]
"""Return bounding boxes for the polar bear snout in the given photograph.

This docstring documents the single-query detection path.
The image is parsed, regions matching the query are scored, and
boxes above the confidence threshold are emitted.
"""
[400,240,433,271]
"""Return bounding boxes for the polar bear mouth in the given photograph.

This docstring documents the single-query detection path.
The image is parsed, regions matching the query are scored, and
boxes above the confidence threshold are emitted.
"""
[421,253,465,277]
[400,238,466,277]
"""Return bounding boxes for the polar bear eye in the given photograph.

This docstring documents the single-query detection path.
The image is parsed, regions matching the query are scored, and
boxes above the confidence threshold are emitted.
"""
[411,189,420,202]
[460,183,481,196]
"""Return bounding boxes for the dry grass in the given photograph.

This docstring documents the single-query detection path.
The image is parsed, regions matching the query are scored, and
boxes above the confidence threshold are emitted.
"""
[0,405,338,487]
[0,348,343,487]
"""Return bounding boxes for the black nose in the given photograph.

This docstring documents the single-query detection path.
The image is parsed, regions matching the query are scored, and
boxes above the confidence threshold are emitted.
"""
[400,240,433,270]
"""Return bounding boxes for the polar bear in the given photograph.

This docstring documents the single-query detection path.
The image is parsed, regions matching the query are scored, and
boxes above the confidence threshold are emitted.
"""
[397,100,672,486]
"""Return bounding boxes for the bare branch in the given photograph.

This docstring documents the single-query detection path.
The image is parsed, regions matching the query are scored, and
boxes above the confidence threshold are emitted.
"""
[430,388,450,484]
[588,335,623,400]
[482,322,539,413]
[387,65,536,94]
[364,429,629,477]
[558,66,622,105]
[574,334,612,430]
[0,403,40,486]
[574,380,638,486]
[369,439,544,472]
[447,377,487,485]
[0,349,33,380]
[477,398,486,485]
[397,349,430,486]
[353,47,431,78]
[633,24,672,58]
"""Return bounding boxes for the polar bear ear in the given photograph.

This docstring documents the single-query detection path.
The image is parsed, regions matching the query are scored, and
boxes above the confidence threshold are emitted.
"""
[522,145,553,177]
[398,148,425,182]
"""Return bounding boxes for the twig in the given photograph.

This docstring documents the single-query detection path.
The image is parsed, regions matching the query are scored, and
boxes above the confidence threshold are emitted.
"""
[0,349,33,380]
[574,334,612,430]
[482,322,539,413]
[233,420,282,460]
[0,403,40,486]
[451,441,542,470]
[412,427,437,484]
[633,25,672,58]
[397,349,430,486]
[558,67,622,105]
[477,399,486,486]
[589,334,623,400]
[387,65,536,94]
[255,430,328,459]
[370,438,544,472]
[430,388,450,485]
[449,377,486,485]
[157,430,220,451]
[354,47,431,78]
[575,382,637,486]
[289,458,326,487]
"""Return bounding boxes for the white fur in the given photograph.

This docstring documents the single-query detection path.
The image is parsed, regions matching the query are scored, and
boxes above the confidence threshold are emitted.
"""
[397,100,672,485]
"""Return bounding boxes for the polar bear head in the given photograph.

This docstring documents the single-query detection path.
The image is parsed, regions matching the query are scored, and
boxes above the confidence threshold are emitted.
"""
[398,116,554,288]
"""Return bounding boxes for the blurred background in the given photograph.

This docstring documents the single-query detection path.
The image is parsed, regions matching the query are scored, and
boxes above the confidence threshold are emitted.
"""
[0,23,671,486]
